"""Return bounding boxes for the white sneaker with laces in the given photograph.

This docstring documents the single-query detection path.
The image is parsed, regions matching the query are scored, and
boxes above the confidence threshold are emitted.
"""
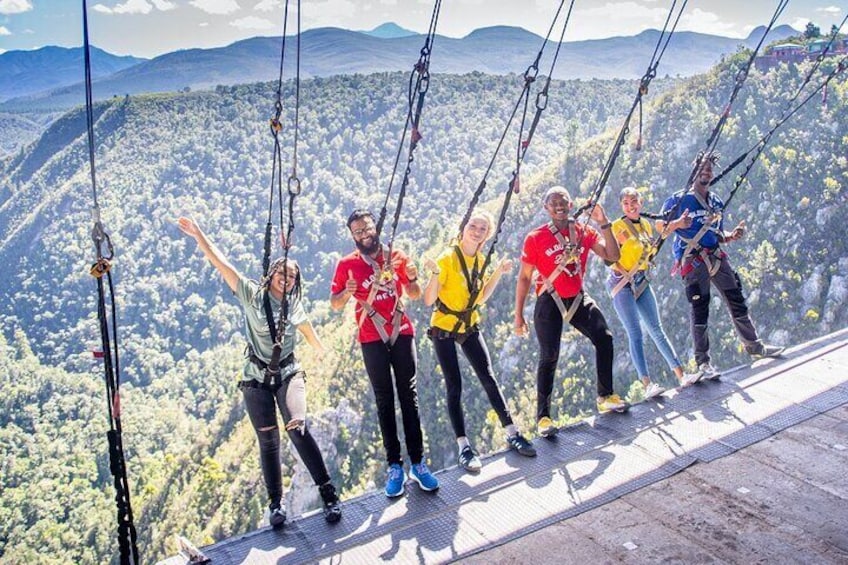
[644,382,666,399]
[698,362,721,380]
[680,371,702,387]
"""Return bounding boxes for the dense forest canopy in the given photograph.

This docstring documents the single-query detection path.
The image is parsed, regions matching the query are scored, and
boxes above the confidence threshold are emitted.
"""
[0,55,846,563]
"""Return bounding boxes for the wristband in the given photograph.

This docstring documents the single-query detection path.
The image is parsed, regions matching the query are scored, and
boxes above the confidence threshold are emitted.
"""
[408,277,418,283]
[600,222,612,230]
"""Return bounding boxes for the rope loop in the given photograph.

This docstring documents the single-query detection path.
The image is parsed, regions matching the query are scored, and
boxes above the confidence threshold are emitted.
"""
[287,175,301,196]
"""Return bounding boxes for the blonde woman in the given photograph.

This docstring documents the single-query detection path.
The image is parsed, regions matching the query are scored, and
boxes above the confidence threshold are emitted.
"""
[424,210,535,473]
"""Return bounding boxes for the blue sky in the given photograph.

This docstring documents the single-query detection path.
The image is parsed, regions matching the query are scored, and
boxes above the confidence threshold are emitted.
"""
[0,0,843,57]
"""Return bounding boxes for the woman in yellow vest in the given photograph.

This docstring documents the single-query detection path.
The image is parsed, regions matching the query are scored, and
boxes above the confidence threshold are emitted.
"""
[606,187,698,398]
[423,210,536,473]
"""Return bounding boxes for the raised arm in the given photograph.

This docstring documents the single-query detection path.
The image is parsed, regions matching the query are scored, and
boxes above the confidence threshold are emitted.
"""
[479,258,513,304]
[422,256,441,307]
[587,204,620,263]
[177,217,240,292]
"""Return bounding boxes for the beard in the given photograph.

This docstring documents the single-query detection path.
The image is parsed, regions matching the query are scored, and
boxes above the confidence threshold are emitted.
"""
[355,234,381,255]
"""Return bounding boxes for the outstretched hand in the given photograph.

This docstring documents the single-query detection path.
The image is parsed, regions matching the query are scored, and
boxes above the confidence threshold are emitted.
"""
[730,220,746,241]
[177,217,201,239]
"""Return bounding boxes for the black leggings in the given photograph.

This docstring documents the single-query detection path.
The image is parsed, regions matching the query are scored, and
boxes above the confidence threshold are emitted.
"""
[240,372,331,505]
[534,292,615,420]
[431,329,513,438]
[360,334,424,466]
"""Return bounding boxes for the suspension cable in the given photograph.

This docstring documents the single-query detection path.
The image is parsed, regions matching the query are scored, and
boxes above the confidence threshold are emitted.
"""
[376,0,443,252]
[82,1,139,562]
[651,0,790,251]
[572,0,689,219]
[258,0,302,378]
[711,12,848,191]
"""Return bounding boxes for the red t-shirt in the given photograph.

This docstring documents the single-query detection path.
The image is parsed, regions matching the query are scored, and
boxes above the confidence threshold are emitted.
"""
[331,248,415,343]
[520,222,599,299]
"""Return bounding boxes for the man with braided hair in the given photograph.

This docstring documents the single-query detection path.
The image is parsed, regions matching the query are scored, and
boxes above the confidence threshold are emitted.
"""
[178,217,342,529]
[658,153,783,380]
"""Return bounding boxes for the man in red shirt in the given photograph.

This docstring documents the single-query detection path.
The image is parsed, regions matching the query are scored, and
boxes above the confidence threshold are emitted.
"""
[330,209,439,497]
[515,187,625,437]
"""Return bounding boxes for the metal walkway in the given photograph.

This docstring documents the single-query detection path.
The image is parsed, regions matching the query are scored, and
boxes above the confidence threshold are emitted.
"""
[160,329,848,564]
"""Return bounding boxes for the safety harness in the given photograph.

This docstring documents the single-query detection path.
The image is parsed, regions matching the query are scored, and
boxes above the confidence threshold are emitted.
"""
[678,191,724,278]
[541,221,584,323]
[355,245,405,346]
[610,217,653,299]
[433,245,483,342]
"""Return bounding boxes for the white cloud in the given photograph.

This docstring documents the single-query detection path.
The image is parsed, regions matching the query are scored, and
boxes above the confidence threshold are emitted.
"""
[254,0,279,12]
[0,25,10,35]
[94,0,152,15]
[0,0,31,15]
[678,8,739,36]
[199,21,209,26]
[578,2,670,27]
[231,15,274,29]
[816,6,842,15]
[190,0,241,15]
[791,17,813,31]
[151,0,177,11]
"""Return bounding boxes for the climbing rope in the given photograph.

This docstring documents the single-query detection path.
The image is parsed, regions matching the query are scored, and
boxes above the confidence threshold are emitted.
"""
[82,0,139,562]
[440,0,576,335]
[376,0,443,254]
[573,0,689,220]
[260,0,302,381]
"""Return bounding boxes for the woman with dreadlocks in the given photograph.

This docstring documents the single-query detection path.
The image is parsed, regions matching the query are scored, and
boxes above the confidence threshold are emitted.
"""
[177,217,342,528]
[423,209,536,473]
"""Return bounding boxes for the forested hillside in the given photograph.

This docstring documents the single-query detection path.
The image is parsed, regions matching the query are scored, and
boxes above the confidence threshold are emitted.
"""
[0,59,846,563]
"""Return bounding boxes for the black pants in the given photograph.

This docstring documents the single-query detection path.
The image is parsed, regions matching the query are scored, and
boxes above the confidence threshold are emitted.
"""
[534,291,615,420]
[431,329,513,439]
[240,372,331,506]
[684,254,761,365]
[361,334,424,466]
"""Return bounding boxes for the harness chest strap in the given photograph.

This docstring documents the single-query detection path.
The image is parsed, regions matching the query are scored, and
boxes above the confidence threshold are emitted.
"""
[679,192,722,277]
[542,221,583,323]
[437,245,483,335]
[355,246,405,345]
[610,217,652,299]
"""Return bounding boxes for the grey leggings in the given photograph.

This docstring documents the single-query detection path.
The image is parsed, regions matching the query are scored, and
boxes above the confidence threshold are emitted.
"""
[240,372,331,505]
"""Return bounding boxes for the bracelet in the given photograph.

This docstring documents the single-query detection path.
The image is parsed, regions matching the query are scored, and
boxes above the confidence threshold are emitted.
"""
[430,270,441,276]
[408,277,418,283]
[600,222,612,230]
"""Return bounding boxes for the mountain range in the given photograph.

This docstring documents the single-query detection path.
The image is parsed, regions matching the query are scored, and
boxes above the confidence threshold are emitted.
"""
[0,24,798,111]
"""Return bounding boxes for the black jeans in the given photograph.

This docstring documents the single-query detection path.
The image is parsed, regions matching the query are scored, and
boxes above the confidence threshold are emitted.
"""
[534,291,615,420]
[240,372,331,506]
[683,254,761,365]
[360,334,424,466]
[431,329,513,438]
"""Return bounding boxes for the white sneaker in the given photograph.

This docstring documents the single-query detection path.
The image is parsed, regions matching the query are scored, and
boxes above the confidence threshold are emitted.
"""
[644,382,666,399]
[698,363,721,380]
[680,372,702,387]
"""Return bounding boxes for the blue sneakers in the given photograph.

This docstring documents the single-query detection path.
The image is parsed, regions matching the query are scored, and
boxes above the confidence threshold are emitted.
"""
[385,463,406,498]
[409,461,439,492]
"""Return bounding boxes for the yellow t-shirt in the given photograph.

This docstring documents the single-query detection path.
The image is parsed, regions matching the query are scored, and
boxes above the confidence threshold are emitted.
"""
[430,246,489,333]
[611,217,654,272]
